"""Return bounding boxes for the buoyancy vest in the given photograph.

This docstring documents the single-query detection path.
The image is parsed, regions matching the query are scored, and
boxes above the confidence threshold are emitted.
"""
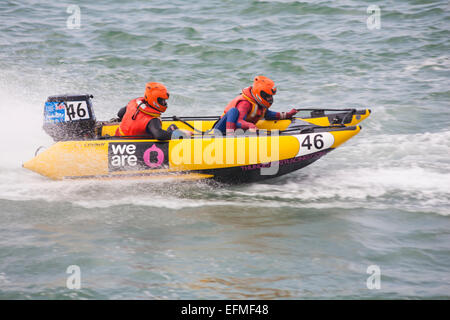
[222,87,267,124]
[116,97,162,137]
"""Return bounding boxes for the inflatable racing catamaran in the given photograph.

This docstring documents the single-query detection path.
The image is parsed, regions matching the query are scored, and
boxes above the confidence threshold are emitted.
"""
[23,94,370,183]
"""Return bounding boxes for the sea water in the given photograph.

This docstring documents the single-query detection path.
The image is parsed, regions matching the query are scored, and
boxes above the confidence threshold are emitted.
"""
[0,0,449,299]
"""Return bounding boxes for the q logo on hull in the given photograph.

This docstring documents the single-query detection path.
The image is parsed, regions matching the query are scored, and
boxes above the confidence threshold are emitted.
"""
[143,145,165,168]
[108,142,168,172]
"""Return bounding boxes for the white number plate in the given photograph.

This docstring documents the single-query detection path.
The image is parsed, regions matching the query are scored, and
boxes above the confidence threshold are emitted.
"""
[64,101,90,121]
[295,132,334,156]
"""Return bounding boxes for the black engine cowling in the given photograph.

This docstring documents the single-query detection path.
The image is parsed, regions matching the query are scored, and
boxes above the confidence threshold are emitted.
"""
[43,94,97,141]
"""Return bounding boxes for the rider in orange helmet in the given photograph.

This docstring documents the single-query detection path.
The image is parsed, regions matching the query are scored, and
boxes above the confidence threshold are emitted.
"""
[115,82,191,139]
[214,76,298,134]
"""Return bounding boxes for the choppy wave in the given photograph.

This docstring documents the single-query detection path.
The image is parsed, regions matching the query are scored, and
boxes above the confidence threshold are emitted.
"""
[0,128,448,216]
[404,55,450,72]
[0,76,449,216]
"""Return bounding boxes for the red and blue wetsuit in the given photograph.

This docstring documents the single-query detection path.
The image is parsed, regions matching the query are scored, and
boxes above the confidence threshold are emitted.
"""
[214,87,295,133]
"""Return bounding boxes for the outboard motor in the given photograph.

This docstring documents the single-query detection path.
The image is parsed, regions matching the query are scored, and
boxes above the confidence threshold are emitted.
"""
[43,94,97,141]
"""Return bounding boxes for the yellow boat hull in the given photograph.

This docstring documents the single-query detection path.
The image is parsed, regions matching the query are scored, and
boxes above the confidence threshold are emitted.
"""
[24,125,362,182]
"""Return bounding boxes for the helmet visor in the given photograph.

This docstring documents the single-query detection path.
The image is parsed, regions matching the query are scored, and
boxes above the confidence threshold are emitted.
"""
[260,90,273,104]
[157,97,168,108]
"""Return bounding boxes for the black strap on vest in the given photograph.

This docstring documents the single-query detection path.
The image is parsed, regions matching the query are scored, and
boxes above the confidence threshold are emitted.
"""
[131,101,147,120]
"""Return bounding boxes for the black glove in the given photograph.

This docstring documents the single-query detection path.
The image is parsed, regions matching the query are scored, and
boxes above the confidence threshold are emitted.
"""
[167,124,179,133]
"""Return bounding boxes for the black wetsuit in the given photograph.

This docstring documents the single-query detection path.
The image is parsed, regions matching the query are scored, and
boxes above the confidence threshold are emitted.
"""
[117,106,175,140]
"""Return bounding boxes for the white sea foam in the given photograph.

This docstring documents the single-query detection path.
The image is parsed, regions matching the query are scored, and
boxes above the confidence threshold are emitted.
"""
[404,55,450,72]
[0,80,53,169]
[0,79,448,216]
[0,130,448,216]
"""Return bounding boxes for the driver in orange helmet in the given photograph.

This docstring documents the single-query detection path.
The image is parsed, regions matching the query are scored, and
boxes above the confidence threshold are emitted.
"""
[214,76,298,134]
[115,82,192,139]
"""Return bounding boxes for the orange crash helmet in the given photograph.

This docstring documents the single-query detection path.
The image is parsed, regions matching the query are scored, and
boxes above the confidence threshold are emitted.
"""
[251,75,277,108]
[144,82,170,113]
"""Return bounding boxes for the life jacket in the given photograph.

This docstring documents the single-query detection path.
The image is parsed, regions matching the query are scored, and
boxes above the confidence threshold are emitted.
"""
[116,97,162,137]
[222,87,267,124]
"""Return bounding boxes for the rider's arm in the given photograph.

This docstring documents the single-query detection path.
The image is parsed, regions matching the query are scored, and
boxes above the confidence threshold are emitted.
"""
[264,109,298,120]
[146,118,173,140]
[117,106,127,121]
[264,110,280,120]
[235,101,257,129]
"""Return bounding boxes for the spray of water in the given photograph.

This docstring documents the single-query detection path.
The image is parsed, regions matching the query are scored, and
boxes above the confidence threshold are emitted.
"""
[0,81,53,169]
[0,73,448,215]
